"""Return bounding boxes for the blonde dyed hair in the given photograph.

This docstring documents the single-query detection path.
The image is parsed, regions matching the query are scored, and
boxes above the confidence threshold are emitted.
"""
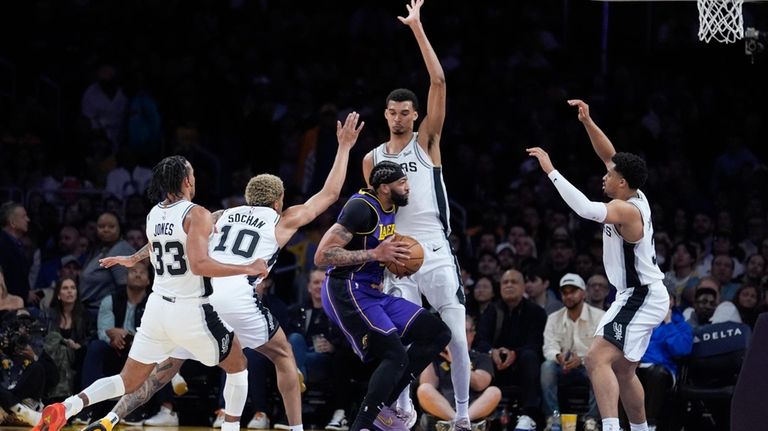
[245,174,284,207]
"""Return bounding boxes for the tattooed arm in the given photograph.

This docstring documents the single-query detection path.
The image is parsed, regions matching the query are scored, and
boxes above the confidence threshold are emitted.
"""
[99,243,151,268]
[113,358,185,418]
[314,223,409,267]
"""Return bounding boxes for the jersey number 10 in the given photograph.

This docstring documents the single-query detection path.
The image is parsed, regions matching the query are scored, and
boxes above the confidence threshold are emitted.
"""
[213,225,261,259]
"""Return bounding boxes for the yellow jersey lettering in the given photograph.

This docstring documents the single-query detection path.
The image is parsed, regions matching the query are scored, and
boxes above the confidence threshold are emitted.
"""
[378,224,396,240]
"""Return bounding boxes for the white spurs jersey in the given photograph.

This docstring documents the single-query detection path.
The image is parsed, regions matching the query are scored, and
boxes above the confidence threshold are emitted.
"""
[602,190,664,291]
[146,200,207,299]
[209,205,281,288]
[371,133,451,239]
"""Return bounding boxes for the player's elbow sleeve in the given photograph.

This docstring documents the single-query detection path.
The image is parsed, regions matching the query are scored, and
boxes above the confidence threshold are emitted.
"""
[575,201,608,223]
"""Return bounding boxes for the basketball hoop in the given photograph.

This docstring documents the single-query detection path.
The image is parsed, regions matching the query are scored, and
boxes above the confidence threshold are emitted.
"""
[698,0,744,43]
[597,0,765,44]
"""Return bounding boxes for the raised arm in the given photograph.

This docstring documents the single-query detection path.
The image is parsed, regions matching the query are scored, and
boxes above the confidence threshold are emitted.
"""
[526,147,641,229]
[567,99,616,166]
[400,0,446,155]
[277,112,364,247]
[185,206,268,277]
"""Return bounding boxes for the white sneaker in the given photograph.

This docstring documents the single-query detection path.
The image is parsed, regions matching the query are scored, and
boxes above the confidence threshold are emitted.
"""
[326,409,350,431]
[144,406,179,426]
[396,398,417,429]
[171,372,189,396]
[10,403,41,426]
[247,412,270,429]
[583,417,599,431]
[514,415,536,431]
[212,409,226,428]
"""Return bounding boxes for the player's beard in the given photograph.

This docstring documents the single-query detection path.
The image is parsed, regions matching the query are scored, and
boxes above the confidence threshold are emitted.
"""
[391,189,409,207]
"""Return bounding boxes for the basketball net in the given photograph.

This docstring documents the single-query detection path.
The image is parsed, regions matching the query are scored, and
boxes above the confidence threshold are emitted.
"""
[698,0,744,43]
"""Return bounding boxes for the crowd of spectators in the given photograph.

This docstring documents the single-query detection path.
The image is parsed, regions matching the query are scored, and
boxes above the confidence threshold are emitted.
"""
[1,0,767,430]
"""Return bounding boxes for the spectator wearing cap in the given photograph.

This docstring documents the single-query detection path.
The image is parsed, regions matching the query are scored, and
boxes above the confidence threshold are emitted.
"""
[540,273,604,427]
[524,266,563,315]
[682,276,741,328]
[586,274,611,311]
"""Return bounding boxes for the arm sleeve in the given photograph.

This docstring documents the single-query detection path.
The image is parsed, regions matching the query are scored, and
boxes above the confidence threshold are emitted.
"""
[548,170,608,222]
[337,199,377,234]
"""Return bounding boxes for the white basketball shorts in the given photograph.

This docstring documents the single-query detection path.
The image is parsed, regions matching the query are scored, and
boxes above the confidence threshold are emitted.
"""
[595,280,670,362]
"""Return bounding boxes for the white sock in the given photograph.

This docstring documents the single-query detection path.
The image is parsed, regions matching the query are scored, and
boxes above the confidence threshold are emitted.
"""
[441,307,471,420]
[80,375,126,414]
[630,422,649,431]
[223,370,249,417]
[396,387,411,412]
[63,395,85,419]
[106,412,120,426]
[455,398,469,420]
[288,425,304,431]
[602,418,621,431]
[221,421,240,431]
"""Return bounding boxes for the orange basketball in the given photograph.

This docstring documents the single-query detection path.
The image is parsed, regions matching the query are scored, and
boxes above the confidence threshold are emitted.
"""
[385,233,424,277]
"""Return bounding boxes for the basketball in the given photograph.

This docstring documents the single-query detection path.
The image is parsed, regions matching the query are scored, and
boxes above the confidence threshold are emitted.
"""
[385,233,424,278]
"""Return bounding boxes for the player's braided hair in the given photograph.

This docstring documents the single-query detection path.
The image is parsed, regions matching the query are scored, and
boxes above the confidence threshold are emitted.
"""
[612,152,648,190]
[369,161,406,189]
[147,156,189,202]
[386,88,419,111]
[245,174,284,207]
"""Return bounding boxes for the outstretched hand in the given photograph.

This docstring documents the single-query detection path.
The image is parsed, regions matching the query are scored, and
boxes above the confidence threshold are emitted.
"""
[397,0,424,27]
[336,111,365,151]
[567,99,591,123]
[526,147,555,174]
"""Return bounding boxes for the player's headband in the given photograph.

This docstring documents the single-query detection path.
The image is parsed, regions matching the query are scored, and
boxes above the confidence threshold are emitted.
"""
[370,161,406,188]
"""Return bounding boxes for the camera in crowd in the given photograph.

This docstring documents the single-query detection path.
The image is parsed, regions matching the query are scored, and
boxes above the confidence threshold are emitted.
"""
[0,313,47,357]
[744,27,766,61]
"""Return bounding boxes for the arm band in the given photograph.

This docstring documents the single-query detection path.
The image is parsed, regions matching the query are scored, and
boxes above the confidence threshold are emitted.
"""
[548,170,607,222]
